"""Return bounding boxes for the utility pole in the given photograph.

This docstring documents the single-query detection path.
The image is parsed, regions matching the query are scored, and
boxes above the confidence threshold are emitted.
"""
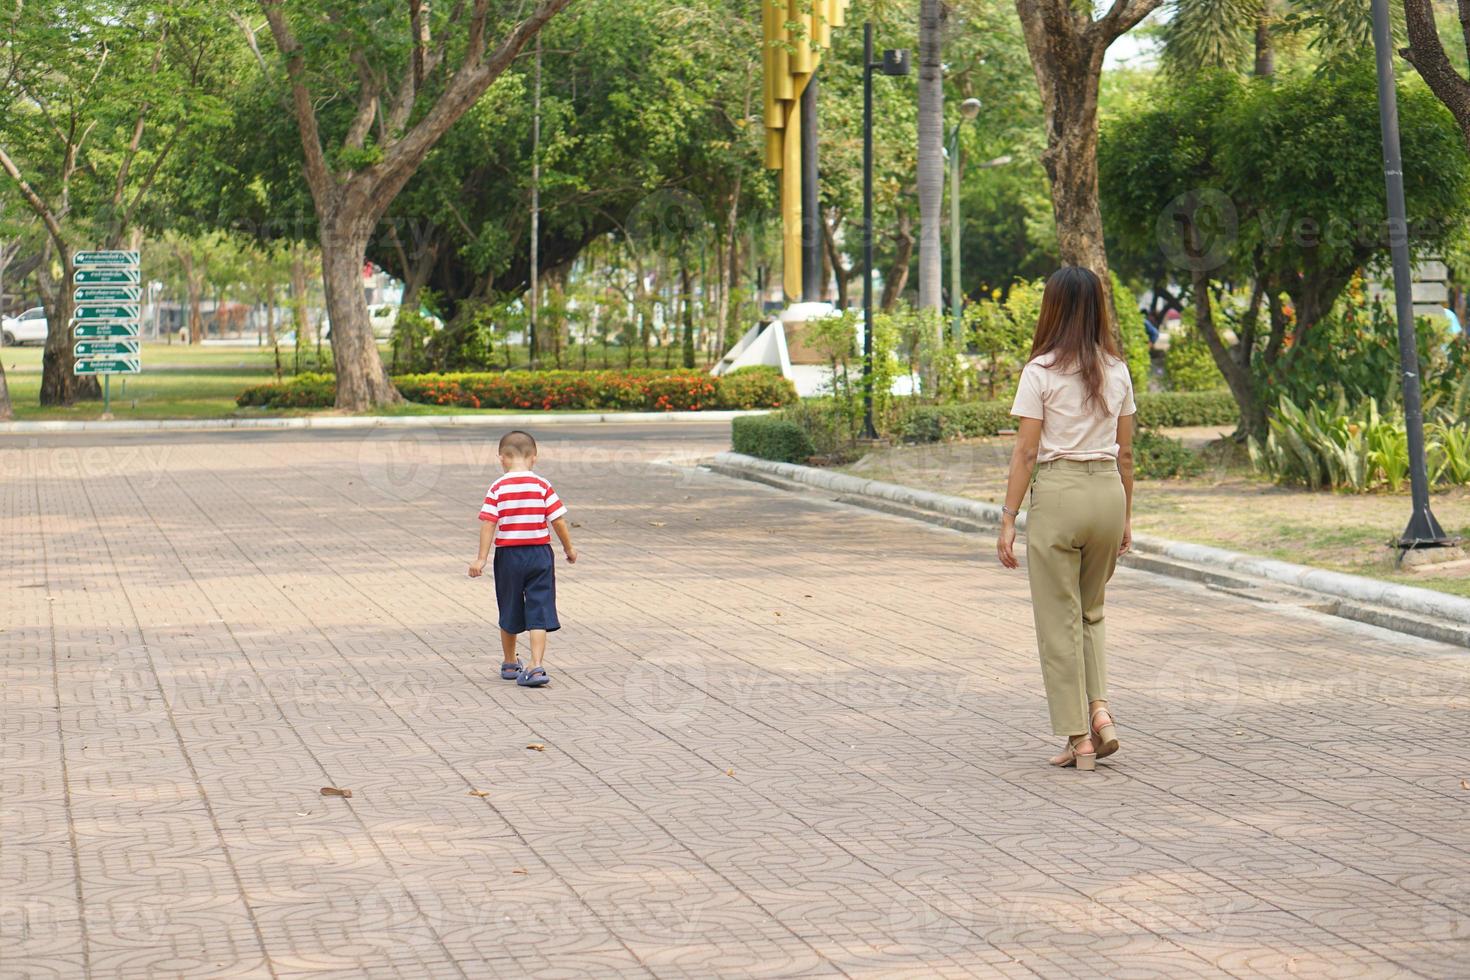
[1369,0,1451,550]
[862,24,909,439]
[529,34,541,367]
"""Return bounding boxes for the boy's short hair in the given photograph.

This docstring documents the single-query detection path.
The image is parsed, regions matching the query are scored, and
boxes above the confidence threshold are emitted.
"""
[499,430,537,458]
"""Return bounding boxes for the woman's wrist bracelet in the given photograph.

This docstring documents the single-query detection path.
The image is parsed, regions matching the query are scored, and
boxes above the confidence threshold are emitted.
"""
[1001,504,1020,518]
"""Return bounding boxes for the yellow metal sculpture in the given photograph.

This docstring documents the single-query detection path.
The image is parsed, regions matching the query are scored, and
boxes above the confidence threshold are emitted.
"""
[763,0,848,301]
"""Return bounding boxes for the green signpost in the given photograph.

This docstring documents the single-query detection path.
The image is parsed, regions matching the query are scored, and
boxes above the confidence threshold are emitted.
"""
[75,285,142,303]
[74,268,141,285]
[72,322,142,338]
[75,339,141,357]
[72,249,143,414]
[74,357,141,375]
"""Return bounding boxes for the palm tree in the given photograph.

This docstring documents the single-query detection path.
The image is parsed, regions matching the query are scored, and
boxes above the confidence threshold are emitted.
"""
[917,0,946,320]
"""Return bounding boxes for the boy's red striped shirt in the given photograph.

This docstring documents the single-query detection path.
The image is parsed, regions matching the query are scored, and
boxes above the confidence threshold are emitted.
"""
[479,471,567,547]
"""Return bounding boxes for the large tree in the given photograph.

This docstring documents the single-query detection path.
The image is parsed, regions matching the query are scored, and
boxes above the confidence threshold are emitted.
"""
[1013,0,1160,312]
[1099,64,1470,436]
[0,0,231,405]
[1402,0,1470,150]
[239,0,573,410]
[916,0,946,316]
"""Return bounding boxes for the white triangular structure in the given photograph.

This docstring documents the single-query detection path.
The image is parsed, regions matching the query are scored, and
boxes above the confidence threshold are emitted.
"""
[711,321,789,376]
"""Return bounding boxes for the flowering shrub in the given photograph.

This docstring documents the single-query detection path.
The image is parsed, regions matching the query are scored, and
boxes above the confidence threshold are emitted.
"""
[236,369,791,412]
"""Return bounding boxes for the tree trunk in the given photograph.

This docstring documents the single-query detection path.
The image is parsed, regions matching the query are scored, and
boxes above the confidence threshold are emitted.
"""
[881,208,915,312]
[822,210,851,310]
[917,0,946,314]
[681,262,695,369]
[0,358,11,420]
[319,219,401,410]
[1016,0,1161,330]
[1191,267,1262,438]
[1253,5,1274,77]
[38,250,87,406]
[186,262,204,345]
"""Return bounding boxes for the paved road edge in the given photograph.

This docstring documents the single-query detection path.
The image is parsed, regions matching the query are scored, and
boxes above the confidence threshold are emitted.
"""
[0,409,766,435]
[709,451,1470,649]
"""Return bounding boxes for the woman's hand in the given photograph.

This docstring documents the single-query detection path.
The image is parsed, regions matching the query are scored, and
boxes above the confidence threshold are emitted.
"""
[996,517,1019,569]
[1119,520,1132,557]
[468,559,486,578]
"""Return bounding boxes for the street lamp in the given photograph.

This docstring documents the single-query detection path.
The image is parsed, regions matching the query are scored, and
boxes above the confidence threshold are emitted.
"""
[947,97,981,346]
[862,22,909,440]
[1369,0,1452,551]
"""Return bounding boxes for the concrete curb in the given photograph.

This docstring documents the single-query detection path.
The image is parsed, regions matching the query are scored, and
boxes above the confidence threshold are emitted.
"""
[0,410,765,435]
[711,451,1470,631]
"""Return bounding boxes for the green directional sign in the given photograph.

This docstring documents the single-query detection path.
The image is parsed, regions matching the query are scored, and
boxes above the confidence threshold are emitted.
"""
[72,321,141,338]
[75,285,142,303]
[74,339,141,357]
[74,250,139,266]
[74,267,140,285]
[74,356,141,375]
[72,304,139,321]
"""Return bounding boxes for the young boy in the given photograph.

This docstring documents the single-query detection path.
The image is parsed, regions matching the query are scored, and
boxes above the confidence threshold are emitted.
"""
[468,430,577,687]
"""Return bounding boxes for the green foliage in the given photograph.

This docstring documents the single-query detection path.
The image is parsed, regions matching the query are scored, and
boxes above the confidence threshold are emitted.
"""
[731,414,816,464]
[237,368,792,412]
[1134,390,1240,428]
[236,373,336,409]
[890,391,1239,444]
[1164,326,1226,392]
[895,402,1014,442]
[1266,280,1468,409]
[1110,274,1152,393]
[1134,430,1206,479]
[1244,394,1470,491]
[716,366,798,411]
[963,284,1036,401]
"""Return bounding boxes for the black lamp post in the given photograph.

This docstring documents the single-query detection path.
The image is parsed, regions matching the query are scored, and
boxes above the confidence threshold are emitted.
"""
[1369,0,1452,550]
[862,22,909,439]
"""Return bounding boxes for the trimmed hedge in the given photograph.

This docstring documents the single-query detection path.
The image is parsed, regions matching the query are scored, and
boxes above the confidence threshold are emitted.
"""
[732,414,816,463]
[894,391,1239,443]
[1135,391,1237,429]
[236,368,795,412]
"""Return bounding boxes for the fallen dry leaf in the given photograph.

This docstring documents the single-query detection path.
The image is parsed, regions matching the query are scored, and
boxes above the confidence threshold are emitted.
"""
[468,790,490,798]
[1461,779,1469,790]
[648,521,666,528]
[320,787,353,798]
[512,868,528,874]
[726,768,735,777]
[526,743,545,752]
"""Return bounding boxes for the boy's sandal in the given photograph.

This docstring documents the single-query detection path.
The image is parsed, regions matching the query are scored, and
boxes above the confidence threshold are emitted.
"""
[500,661,523,680]
[517,666,550,687]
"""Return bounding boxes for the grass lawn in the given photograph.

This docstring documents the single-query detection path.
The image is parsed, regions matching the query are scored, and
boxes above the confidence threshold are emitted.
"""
[841,431,1470,599]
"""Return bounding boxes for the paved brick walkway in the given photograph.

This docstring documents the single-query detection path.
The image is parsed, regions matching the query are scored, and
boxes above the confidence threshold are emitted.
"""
[2,424,1468,979]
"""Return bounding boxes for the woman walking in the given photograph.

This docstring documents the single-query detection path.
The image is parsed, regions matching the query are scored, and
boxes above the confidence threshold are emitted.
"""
[996,266,1136,772]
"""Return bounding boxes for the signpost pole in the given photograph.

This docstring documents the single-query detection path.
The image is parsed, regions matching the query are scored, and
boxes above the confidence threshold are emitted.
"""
[103,375,111,417]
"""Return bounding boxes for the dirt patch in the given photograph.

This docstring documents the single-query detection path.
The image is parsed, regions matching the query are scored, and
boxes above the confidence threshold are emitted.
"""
[841,429,1470,598]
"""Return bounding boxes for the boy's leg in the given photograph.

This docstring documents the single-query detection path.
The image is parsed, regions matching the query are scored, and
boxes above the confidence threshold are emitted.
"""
[528,629,547,668]
[499,628,519,666]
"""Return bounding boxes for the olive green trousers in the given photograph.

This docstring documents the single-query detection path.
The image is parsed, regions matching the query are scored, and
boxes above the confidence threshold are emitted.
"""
[1025,459,1126,737]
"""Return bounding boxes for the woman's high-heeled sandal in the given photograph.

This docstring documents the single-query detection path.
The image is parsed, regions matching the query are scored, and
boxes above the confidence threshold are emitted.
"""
[1051,734,1097,771]
[1091,705,1119,760]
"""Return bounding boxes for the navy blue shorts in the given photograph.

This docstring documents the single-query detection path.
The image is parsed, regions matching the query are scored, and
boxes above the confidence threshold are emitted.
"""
[493,544,560,634]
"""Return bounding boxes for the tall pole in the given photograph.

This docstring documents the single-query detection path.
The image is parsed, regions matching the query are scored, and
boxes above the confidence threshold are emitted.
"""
[1370,0,1450,549]
[948,125,962,346]
[862,23,877,439]
[529,34,541,367]
[800,76,822,303]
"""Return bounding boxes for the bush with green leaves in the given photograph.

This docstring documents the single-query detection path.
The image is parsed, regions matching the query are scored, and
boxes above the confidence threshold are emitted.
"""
[1164,325,1225,392]
[731,414,816,463]
[236,373,336,408]
[1133,430,1205,479]
[716,366,798,410]
[1247,394,1470,491]
[1134,391,1238,428]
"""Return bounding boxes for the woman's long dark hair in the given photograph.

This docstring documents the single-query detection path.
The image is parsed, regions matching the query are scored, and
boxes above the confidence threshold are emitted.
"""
[1029,265,1121,411]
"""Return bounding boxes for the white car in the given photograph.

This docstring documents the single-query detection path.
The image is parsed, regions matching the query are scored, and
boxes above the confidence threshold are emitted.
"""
[2,307,49,346]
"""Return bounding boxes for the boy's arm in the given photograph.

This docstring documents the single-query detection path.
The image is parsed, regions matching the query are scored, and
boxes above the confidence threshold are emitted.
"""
[551,517,577,564]
[469,521,495,577]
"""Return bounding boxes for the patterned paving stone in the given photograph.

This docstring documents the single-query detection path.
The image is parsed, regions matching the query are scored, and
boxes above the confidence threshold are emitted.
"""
[2,423,1468,978]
